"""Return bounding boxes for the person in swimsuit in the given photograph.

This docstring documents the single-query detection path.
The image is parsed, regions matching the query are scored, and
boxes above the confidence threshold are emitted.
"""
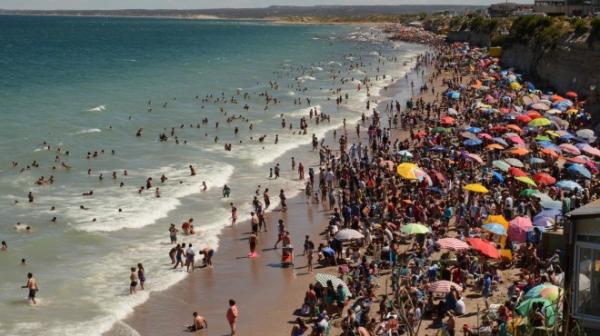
[249,234,258,257]
[186,243,195,272]
[173,244,184,269]
[129,267,138,294]
[187,312,208,331]
[226,299,238,336]
[22,272,38,304]
[137,263,145,290]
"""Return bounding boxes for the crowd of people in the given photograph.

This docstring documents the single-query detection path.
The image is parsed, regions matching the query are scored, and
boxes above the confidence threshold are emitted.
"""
[283,33,598,336]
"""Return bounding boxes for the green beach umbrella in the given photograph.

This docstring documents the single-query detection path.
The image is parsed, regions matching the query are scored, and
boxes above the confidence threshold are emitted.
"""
[492,160,511,172]
[516,298,556,326]
[519,189,539,197]
[401,223,430,235]
[315,273,352,298]
[433,127,450,133]
[535,135,551,142]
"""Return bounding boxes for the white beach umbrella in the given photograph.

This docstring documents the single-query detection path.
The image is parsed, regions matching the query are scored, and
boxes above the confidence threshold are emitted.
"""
[335,229,364,241]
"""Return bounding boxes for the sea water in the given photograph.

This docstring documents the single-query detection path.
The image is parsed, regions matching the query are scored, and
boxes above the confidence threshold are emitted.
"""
[0,15,426,335]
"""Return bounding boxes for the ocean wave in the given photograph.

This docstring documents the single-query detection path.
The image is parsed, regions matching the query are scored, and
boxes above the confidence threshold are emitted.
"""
[86,105,106,112]
[75,128,102,135]
[271,104,321,119]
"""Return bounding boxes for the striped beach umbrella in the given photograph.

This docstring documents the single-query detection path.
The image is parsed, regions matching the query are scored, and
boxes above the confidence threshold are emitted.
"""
[430,280,462,293]
[436,238,470,251]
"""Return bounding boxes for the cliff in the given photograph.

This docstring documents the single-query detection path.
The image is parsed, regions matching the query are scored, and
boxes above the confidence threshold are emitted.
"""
[446,31,491,47]
[500,38,600,127]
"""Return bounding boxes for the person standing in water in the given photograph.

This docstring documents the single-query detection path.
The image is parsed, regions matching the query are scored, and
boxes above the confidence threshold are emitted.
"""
[129,267,138,294]
[263,188,270,209]
[22,272,38,304]
[137,263,145,290]
[248,234,258,258]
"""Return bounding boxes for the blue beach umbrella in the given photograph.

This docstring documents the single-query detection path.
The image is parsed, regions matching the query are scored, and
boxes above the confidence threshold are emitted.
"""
[492,171,504,183]
[482,223,507,236]
[448,91,460,99]
[538,141,562,152]
[567,164,592,179]
[530,157,545,165]
[322,247,335,255]
[464,139,482,146]
[556,180,583,191]
[467,127,482,134]
[492,137,508,147]
[541,199,562,210]
[533,209,561,227]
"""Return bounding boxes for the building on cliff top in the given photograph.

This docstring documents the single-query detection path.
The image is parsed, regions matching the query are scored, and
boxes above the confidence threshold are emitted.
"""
[534,0,600,16]
[488,2,534,17]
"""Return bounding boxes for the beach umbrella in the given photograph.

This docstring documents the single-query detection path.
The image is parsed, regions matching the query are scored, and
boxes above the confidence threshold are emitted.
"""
[466,127,482,134]
[516,114,532,123]
[509,167,528,177]
[526,110,543,119]
[535,135,551,142]
[506,124,523,133]
[516,298,556,326]
[464,139,482,146]
[492,171,504,183]
[440,116,455,125]
[436,238,470,251]
[530,157,546,165]
[461,131,478,140]
[401,223,430,235]
[482,223,507,236]
[432,127,450,134]
[397,150,413,158]
[486,143,505,150]
[534,209,561,227]
[429,280,462,293]
[579,144,600,157]
[510,81,522,91]
[540,148,560,158]
[504,158,525,167]
[507,136,525,145]
[510,147,530,156]
[533,172,556,185]
[492,137,509,147]
[515,176,537,187]
[448,91,460,100]
[519,189,539,197]
[493,160,511,172]
[524,283,550,299]
[464,183,489,193]
[541,199,562,210]
[576,129,595,140]
[335,229,364,241]
[509,216,533,242]
[556,180,583,191]
[397,163,419,180]
[466,153,484,164]
[478,132,492,140]
[529,118,551,127]
[531,103,550,111]
[567,164,592,179]
[322,247,335,255]
[540,285,561,301]
[565,91,578,98]
[466,238,501,259]
[559,143,581,155]
[485,215,509,228]
[567,156,588,164]
[448,107,459,116]
[546,108,562,115]
[315,273,352,298]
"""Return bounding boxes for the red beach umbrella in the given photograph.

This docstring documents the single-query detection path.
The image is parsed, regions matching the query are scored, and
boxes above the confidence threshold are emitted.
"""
[533,172,556,185]
[566,91,578,99]
[467,238,501,259]
[430,280,463,293]
[509,167,528,177]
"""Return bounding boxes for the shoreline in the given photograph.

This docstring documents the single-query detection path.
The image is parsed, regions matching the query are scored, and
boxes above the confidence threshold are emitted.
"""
[106,45,430,336]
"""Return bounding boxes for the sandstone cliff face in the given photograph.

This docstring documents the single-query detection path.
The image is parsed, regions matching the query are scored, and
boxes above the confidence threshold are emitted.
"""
[501,40,600,127]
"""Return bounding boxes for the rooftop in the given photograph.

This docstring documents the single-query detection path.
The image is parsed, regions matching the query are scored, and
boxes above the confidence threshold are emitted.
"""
[568,200,600,218]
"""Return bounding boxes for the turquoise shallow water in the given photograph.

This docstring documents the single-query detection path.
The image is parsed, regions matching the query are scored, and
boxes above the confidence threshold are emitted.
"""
[0,15,424,335]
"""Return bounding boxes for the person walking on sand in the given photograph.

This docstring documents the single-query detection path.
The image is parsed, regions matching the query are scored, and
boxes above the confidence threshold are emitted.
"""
[22,272,38,304]
[226,299,239,336]
[129,267,138,294]
[248,234,258,258]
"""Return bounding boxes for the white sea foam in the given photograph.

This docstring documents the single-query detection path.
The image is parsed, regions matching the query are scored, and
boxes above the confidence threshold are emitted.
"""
[86,105,106,112]
[75,128,102,135]
[297,75,316,81]
[272,104,321,119]
[63,162,234,232]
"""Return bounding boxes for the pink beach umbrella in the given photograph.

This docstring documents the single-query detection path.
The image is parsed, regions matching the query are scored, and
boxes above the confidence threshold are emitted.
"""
[436,238,470,251]
[508,216,533,242]
[580,144,600,157]
[559,143,581,156]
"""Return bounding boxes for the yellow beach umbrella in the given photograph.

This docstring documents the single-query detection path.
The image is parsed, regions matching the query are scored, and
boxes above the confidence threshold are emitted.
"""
[528,118,551,127]
[484,214,509,229]
[545,130,559,138]
[464,183,489,193]
[397,163,418,180]
[510,82,522,91]
[515,176,537,187]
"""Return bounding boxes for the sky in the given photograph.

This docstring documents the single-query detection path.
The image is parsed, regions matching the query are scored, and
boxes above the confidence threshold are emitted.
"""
[0,0,534,10]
